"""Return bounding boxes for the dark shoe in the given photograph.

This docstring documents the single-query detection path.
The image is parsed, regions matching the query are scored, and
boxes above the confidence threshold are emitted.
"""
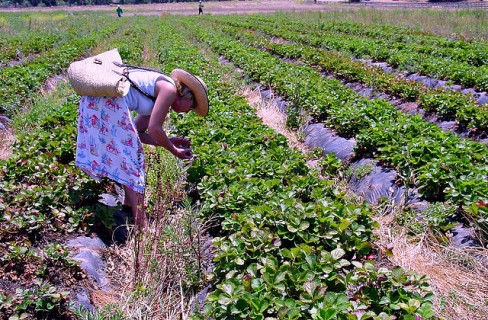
[112,210,133,244]
[121,205,133,215]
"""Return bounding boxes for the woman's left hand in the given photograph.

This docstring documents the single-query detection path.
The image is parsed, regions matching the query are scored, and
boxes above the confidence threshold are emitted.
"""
[174,147,193,160]
[169,137,192,148]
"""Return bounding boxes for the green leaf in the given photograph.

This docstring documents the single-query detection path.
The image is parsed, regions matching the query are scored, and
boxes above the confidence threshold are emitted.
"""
[314,308,337,320]
[217,294,232,305]
[222,283,234,296]
[331,247,345,260]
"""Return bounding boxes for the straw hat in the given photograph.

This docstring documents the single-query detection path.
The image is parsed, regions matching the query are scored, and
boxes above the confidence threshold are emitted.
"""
[170,69,209,117]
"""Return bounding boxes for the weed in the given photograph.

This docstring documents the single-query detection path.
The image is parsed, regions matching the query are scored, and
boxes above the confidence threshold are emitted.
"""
[345,160,375,181]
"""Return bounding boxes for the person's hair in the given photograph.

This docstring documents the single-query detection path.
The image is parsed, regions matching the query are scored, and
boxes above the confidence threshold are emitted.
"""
[174,79,194,101]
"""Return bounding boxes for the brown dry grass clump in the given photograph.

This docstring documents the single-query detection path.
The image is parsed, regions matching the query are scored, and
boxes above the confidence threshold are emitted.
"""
[100,149,213,320]
[240,86,307,153]
[376,214,488,320]
[102,208,212,319]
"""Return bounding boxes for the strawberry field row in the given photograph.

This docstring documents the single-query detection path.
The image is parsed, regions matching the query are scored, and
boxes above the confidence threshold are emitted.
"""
[210,20,488,134]
[0,18,121,117]
[0,14,111,68]
[149,16,435,319]
[0,15,157,320]
[1,32,62,66]
[221,14,488,92]
[188,17,488,232]
[248,14,488,67]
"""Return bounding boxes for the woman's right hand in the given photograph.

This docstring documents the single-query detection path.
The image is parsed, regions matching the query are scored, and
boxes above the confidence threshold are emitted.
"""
[174,147,193,160]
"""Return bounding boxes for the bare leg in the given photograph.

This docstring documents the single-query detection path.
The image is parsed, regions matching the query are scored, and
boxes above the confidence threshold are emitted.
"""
[123,186,145,267]
[123,185,146,227]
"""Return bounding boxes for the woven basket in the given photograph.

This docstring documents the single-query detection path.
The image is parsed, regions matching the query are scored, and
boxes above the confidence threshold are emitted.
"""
[68,49,130,97]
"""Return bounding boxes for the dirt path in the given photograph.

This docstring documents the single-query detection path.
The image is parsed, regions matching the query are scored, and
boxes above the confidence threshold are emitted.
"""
[0,1,338,15]
[0,0,421,15]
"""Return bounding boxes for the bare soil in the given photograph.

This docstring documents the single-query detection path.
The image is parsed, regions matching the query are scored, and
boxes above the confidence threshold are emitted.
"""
[0,129,13,161]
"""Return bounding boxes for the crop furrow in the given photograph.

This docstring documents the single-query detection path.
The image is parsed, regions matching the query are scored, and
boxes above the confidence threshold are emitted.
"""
[185,17,488,220]
[215,15,488,92]
[210,21,488,141]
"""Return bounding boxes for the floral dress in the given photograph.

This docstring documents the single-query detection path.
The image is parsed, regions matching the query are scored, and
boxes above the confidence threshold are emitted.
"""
[75,96,145,193]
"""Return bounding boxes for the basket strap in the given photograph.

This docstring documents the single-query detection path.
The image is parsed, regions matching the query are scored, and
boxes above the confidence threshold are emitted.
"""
[121,71,156,102]
[112,61,174,102]
[114,61,166,75]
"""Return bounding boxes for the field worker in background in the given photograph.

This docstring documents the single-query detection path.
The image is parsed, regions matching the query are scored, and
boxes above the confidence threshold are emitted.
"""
[198,0,204,15]
[75,64,209,235]
[116,5,123,18]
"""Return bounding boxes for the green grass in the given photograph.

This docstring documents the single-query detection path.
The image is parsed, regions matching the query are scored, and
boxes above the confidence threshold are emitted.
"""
[303,8,488,40]
[11,80,74,132]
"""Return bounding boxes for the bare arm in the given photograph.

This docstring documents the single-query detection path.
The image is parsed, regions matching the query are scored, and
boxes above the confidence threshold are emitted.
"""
[134,115,157,146]
[137,80,192,159]
[146,80,177,153]
[134,107,192,149]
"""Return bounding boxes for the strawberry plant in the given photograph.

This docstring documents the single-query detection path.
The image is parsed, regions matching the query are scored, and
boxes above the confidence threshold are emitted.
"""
[154,16,436,319]
[396,202,458,240]
[0,280,71,320]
